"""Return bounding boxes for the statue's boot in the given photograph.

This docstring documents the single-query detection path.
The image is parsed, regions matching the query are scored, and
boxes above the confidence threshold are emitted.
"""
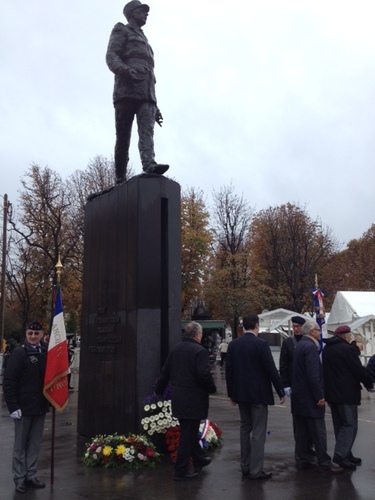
[144,164,169,175]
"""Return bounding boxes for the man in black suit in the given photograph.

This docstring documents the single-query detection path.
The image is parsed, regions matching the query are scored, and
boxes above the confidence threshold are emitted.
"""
[155,321,216,481]
[226,314,285,480]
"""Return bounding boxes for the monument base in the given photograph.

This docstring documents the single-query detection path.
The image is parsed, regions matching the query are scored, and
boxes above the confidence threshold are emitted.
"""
[77,175,181,437]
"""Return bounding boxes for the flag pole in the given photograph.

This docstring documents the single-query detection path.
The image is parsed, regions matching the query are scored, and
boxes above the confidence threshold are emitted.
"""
[50,255,63,487]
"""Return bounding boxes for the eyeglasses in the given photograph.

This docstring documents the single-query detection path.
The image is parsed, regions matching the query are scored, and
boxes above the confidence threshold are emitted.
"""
[27,331,42,336]
[312,328,321,332]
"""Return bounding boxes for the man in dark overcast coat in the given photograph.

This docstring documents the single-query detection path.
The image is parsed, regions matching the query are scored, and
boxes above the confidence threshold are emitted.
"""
[322,325,373,469]
[155,321,216,481]
[226,314,285,480]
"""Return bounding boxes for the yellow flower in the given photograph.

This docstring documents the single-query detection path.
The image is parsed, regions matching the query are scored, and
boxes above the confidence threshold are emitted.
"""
[102,446,113,456]
[116,444,126,456]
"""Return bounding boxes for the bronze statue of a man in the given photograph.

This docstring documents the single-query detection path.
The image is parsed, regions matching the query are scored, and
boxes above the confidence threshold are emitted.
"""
[106,1,169,182]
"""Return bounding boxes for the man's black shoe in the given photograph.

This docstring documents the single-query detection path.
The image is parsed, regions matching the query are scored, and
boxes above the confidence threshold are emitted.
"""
[319,465,344,474]
[333,455,357,470]
[15,482,26,494]
[249,471,272,480]
[194,457,212,472]
[296,462,316,471]
[173,472,198,481]
[26,477,46,488]
[349,454,362,465]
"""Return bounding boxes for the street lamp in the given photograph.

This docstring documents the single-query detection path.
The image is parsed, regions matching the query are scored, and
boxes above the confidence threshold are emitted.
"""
[0,194,11,351]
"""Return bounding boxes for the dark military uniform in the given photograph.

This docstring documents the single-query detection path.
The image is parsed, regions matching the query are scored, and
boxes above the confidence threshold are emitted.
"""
[106,21,159,179]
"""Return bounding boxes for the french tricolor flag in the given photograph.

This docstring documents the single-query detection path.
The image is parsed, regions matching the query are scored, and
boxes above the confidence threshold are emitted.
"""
[43,285,69,411]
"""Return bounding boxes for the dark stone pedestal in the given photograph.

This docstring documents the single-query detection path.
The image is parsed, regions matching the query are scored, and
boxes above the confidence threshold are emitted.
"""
[77,175,181,438]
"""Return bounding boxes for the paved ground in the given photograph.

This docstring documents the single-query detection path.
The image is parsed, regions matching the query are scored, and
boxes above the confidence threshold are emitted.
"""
[1,364,375,499]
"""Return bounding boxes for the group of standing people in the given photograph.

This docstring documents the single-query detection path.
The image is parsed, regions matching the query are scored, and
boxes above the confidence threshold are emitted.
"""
[280,316,374,474]
[160,314,375,482]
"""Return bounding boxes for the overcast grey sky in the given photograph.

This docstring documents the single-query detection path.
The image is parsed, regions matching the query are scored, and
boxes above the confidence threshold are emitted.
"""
[1,0,375,247]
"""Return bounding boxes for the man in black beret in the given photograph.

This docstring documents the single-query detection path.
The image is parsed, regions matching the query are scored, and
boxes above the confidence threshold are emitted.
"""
[322,325,374,469]
[280,316,306,396]
[3,321,49,494]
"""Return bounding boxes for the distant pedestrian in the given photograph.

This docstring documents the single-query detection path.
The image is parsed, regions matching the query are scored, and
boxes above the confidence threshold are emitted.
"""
[292,320,343,474]
[67,344,75,390]
[322,325,374,469]
[3,321,49,494]
[226,314,285,480]
[155,321,216,481]
[3,338,17,371]
[218,339,228,366]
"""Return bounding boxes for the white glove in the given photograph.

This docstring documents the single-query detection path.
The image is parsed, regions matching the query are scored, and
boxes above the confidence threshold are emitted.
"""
[284,387,292,398]
[10,409,22,419]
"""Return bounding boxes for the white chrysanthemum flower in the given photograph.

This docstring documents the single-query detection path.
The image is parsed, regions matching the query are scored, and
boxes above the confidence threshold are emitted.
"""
[151,404,157,410]
[157,401,163,408]
[144,405,150,411]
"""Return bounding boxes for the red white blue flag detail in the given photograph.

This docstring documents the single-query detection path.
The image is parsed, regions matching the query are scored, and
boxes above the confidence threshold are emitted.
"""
[43,285,69,411]
[312,287,326,351]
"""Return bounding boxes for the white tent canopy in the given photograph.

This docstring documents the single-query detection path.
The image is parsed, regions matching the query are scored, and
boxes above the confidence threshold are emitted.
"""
[327,291,375,360]
[258,309,310,339]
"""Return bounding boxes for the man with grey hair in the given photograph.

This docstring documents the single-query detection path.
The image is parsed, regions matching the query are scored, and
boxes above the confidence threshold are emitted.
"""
[106,1,169,182]
[155,321,216,481]
[292,320,343,474]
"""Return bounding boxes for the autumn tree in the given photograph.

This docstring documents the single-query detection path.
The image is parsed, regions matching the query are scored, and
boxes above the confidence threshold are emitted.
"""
[65,156,121,286]
[7,164,80,328]
[322,223,375,298]
[181,187,213,319]
[249,203,337,312]
[205,184,253,337]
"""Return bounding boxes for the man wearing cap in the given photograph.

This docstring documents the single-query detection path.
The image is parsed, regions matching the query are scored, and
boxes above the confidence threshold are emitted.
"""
[3,321,49,494]
[106,1,169,182]
[292,320,343,474]
[322,325,374,470]
[280,316,306,395]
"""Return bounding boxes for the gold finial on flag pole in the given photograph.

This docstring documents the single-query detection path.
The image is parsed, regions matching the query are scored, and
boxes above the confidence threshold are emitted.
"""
[55,255,63,285]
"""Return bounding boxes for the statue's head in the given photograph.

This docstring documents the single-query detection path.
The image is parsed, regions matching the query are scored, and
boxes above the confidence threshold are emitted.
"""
[123,0,150,21]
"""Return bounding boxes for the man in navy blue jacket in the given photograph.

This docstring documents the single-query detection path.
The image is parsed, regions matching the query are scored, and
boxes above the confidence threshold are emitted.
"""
[226,314,285,480]
[292,320,343,474]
